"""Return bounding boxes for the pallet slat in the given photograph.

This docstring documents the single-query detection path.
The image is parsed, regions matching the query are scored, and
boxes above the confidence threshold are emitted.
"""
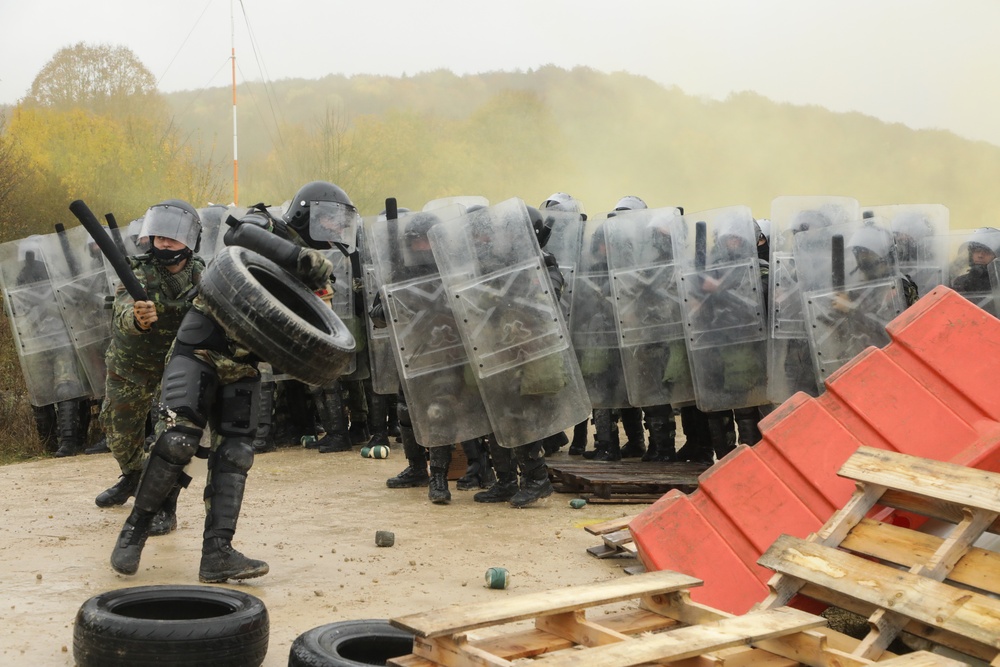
[391,569,702,638]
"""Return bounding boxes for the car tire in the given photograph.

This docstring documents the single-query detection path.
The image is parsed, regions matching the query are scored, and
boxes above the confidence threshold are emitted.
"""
[288,619,414,667]
[199,246,355,386]
[73,585,269,667]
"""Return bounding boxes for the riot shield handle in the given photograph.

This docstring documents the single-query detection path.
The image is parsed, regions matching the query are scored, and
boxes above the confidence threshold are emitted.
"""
[832,234,845,290]
[54,223,81,278]
[385,197,401,268]
[69,199,148,303]
[695,221,707,271]
[104,212,129,257]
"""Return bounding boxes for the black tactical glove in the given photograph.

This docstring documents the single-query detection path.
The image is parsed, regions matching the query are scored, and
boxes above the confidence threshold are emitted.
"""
[297,248,334,291]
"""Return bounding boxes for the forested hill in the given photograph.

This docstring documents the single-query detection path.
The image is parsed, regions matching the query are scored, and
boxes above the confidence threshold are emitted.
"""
[8,67,1000,228]
[128,65,1000,226]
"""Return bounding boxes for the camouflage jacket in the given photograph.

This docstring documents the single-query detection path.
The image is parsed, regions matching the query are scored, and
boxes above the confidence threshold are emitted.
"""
[106,254,205,377]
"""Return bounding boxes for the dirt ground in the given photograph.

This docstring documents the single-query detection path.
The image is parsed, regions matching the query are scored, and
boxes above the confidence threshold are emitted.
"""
[0,443,636,666]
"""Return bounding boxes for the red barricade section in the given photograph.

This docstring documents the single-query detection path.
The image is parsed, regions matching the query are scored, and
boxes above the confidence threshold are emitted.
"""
[629,287,1000,614]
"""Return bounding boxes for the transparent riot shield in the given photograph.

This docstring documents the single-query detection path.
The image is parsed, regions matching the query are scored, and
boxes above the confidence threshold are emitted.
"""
[766,196,860,403]
[676,206,768,412]
[567,215,630,408]
[605,207,694,407]
[321,249,358,377]
[359,215,400,395]
[198,204,230,261]
[795,219,907,383]
[428,198,590,448]
[369,205,490,447]
[422,196,489,212]
[540,208,586,322]
[866,203,948,299]
[41,226,113,398]
[944,227,1000,317]
[0,237,88,406]
[989,259,1000,316]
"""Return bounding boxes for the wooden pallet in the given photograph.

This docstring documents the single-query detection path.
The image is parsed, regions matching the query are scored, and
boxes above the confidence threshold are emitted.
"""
[757,446,1000,665]
[386,569,964,667]
[546,460,705,503]
[584,515,638,559]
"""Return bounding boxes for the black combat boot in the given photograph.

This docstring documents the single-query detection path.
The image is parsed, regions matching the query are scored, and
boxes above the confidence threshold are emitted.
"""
[734,406,763,446]
[95,469,142,508]
[456,438,495,490]
[386,425,429,488]
[542,431,569,455]
[643,405,677,462]
[591,410,621,461]
[705,410,737,462]
[148,483,181,537]
[427,446,452,504]
[199,471,269,583]
[251,381,277,453]
[568,419,589,456]
[475,436,518,503]
[54,399,83,457]
[111,454,185,575]
[315,385,352,453]
[510,442,554,508]
[619,407,647,458]
[365,391,391,448]
[676,406,714,464]
[32,404,58,453]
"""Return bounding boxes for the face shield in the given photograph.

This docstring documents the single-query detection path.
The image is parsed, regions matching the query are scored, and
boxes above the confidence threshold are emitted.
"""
[308,200,361,253]
[140,203,201,250]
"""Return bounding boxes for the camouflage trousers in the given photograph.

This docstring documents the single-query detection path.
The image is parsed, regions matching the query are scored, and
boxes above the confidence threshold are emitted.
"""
[100,369,162,475]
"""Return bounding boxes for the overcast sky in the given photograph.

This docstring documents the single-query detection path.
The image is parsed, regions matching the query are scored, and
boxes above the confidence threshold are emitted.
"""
[2,0,998,146]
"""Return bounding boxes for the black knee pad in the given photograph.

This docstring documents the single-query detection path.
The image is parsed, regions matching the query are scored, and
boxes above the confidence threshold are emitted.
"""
[211,436,255,476]
[152,426,202,465]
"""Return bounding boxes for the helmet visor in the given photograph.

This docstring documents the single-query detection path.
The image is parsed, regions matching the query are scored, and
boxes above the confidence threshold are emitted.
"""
[308,200,361,252]
[140,203,201,249]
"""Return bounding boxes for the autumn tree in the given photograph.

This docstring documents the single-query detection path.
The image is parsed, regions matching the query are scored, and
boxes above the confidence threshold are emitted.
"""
[0,114,32,241]
[9,43,225,229]
[23,42,163,119]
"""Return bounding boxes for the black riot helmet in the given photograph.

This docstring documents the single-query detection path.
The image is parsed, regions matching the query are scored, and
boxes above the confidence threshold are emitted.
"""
[283,180,358,249]
[847,224,896,279]
[402,211,441,267]
[526,205,554,248]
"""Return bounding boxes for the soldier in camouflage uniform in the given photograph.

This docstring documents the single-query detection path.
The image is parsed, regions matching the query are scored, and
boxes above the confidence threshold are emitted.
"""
[95,200,204,542]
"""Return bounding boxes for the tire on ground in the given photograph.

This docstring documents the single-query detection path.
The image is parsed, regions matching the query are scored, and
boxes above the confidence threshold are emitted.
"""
[288,619,415,667]
[199,246,355,386]
[73,585,269,667]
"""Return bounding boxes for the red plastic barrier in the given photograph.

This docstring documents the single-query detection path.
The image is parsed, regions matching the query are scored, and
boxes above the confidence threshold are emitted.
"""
[629,287,1000,614]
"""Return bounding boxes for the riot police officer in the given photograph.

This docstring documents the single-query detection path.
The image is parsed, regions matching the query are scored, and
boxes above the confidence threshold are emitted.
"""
[110,181,355,582]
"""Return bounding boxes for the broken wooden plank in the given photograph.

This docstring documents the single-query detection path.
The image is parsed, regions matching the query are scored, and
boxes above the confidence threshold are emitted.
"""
[583,515,635,535]
[839,518,1000,595]
[530,607,824,667]
[391,569,702,638]
[759,534,1000,652]
[839,446,1000,514]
